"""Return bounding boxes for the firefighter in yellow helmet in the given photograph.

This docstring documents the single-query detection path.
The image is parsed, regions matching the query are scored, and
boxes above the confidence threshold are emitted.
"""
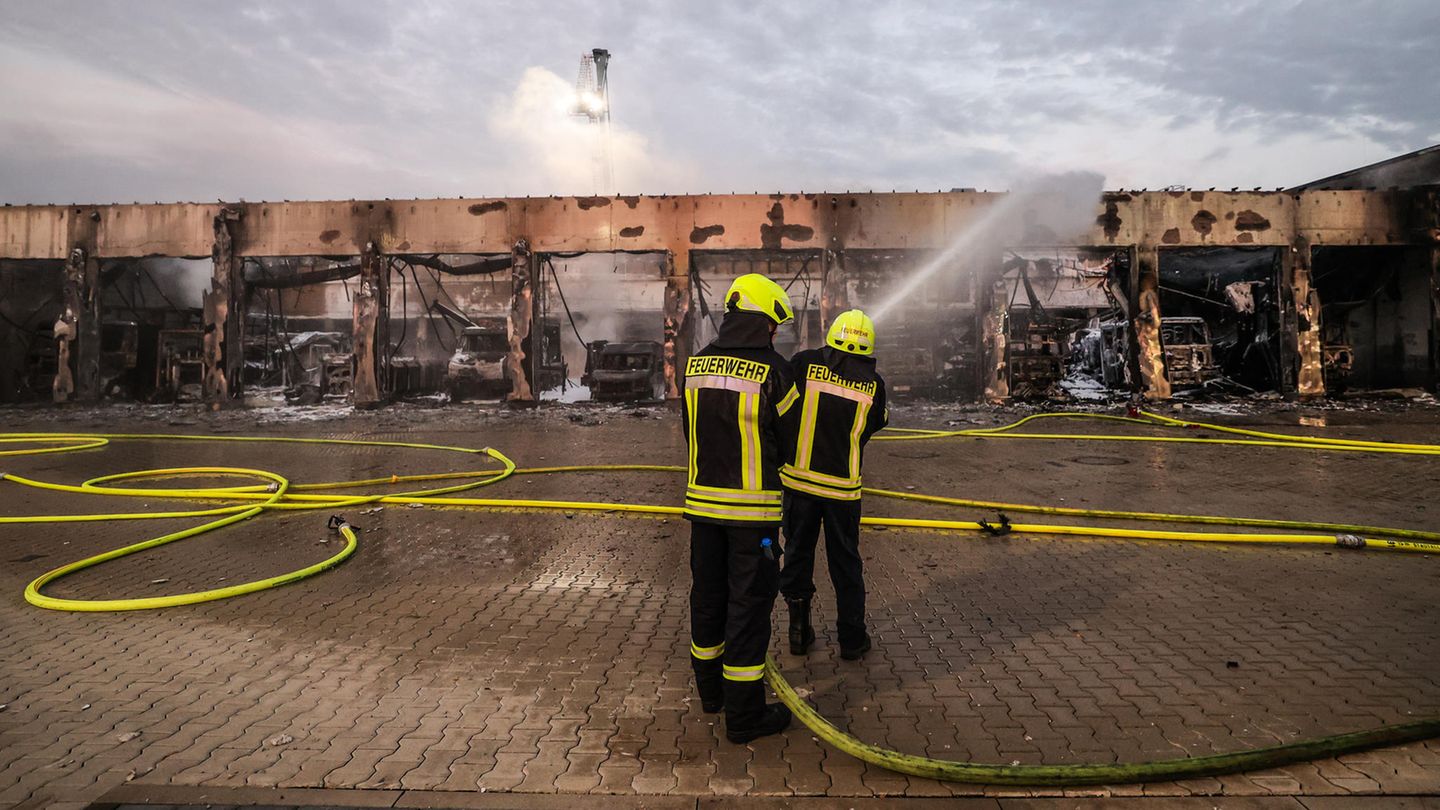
[778,309,888,660]
[681,273,800,743]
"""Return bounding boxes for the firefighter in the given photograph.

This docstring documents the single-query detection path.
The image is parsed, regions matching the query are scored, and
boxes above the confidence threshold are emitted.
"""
[682,272,800,744]
[779,309,888,660]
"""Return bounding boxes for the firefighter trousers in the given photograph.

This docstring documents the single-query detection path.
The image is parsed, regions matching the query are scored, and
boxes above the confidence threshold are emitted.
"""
[779,491,867,648]
[688,520,781,719]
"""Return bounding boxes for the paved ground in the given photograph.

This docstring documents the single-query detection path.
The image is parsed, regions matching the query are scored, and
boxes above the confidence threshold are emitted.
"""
[75,782,1440,808]
[2,400,1439,808]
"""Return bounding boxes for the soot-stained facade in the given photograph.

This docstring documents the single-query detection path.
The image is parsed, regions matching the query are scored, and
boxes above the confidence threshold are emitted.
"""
[2,170,1437,407]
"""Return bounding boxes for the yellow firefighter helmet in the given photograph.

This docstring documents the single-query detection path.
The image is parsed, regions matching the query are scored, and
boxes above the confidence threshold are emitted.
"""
[826,309,876,356]
[725,273,795,325]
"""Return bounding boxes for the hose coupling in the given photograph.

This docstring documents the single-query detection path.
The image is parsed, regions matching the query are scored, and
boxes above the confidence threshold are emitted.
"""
[327,514,352,533]
[1335,533,1366,550]
[265,482,280,493]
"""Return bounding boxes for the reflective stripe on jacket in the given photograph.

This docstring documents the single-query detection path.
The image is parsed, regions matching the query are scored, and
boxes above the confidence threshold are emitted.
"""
[780,347,888,501]
[681,316,798,526]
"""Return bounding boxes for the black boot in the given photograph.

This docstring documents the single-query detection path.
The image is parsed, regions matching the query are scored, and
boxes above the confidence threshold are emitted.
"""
[839,631,872,661]
[693,658,724,714]
[785,597,815,656]
[723,680,792,744]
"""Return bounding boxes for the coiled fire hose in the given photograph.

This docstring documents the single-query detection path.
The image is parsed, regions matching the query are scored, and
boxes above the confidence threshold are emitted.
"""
[2,411,1438,785]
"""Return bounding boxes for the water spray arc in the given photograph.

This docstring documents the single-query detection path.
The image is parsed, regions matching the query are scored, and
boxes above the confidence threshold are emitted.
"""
[869,172,1106,322]
[870,193,1018,322]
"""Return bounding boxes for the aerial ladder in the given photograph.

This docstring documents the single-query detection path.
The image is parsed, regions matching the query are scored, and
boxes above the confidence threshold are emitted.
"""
[572,48,613,194]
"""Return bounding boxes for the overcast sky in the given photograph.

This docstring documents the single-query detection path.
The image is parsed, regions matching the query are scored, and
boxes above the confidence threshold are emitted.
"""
[1,0,1436,204]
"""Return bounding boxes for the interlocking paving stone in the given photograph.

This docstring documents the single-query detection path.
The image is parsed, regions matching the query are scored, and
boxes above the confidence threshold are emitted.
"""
[3,405,1440,806]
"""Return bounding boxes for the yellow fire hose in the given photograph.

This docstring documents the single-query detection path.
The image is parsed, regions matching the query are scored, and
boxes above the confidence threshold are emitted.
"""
[2,410,1438,785]
[3,436,516,611]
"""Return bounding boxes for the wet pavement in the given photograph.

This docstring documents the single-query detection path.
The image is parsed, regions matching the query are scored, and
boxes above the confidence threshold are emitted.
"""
[2,400,1438,807]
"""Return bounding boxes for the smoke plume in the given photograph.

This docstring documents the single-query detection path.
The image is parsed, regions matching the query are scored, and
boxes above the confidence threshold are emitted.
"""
[488,67,696,195]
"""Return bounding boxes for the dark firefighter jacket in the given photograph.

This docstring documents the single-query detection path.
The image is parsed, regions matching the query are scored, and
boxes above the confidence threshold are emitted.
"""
[779,346,888,501]
[680,313,799,526]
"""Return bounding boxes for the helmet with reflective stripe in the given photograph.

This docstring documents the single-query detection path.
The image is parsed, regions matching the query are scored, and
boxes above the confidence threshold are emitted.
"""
[725,273,794,325]
[826,309,876,356]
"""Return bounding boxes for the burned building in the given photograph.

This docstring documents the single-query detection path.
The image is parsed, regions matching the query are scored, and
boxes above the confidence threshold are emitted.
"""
[1,148,1437,407]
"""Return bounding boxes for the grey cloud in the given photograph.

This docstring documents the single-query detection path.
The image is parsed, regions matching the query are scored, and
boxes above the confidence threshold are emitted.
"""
[972,0,1440,145]
[0,0,1435,203]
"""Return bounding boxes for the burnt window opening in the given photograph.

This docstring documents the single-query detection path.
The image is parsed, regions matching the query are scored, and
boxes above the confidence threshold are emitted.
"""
[1157,247,1284,394]
[0,259,65,403]
[690,249,823,362]
[245,256,364,404]
[0,257,209,404]
[395,254,516,403]
[239,251,666,406]
[846,249,977,401]
[542,251,667,403]
[997,248,1131,402]
[241,253,515,404]
[117,258,207,402]
[599,351,653,371]
[1311,246,1433,393]
[461,330,509,355]
[691,248,981,401]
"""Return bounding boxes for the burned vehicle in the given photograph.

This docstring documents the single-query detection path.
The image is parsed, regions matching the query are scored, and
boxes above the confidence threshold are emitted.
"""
[1321,318,1355,393]
[271,331,351,402]
[1160,316,1219,387]
[1006,321,1066,399]
[446,317,567,401]
[155,329,204,401]
[446,319,510,400]
[582,340,664,401]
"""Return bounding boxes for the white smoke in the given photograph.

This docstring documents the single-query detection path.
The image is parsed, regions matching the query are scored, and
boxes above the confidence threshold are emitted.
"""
[1008,170,1109,245]
[546,254,667,373]
[487,67,697,195]
[139,258,210,309]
